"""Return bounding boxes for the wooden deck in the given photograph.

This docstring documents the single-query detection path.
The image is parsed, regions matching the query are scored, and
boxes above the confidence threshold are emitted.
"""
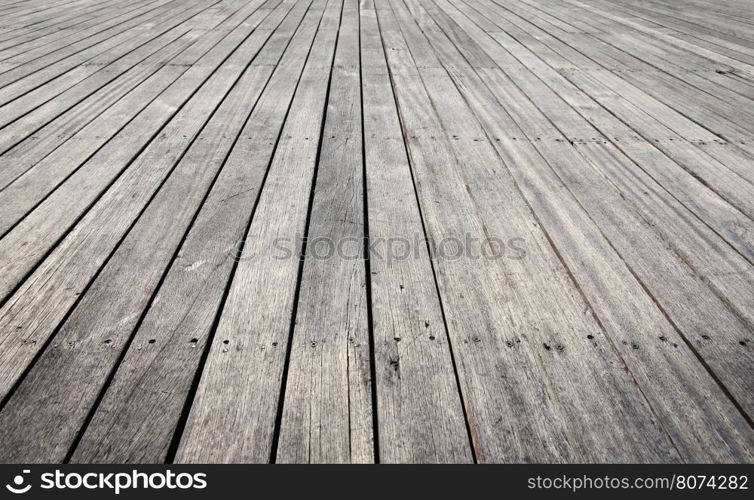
[0,0,752,464]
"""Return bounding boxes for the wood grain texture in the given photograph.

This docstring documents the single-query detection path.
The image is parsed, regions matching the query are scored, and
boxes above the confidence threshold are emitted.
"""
[0,0,306,464]
[359,0,472,463]
[174,0,343,464]
[0,0,290,408]
[0,0,751,464]
[72,0,328,464]
[379,0,681,463]
[275,0,374,464]
[421,0,754,462]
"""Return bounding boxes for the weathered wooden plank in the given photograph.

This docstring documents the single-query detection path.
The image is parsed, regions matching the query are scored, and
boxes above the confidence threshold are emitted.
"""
[0,1,204,127]
[498,0,754,150]
[452,0,754,324]
[0,22,195,151]
[0,0,278,300]
[463,0,754,255]
[359,0,472,463]
[0,0,192,95]
[452,0,754,329]
[535,1,754,129]
[0,0,267,198]
[0,0,182,66]
[0,0,154,58]
[0,30,198,192]
[487,5,754,187]
[175,0,344,464]
[69,0,328,465]
[0,0,315,465]
[0,0,292,409]
[587,0,754,52]
[375,0,678,463]
[547,1,754,142]
[421,0,754,462]
[438,0,754,423]
[276,0,374,464]
[0,0,95,31]
[0,0,750,465]
[521,0,754,100]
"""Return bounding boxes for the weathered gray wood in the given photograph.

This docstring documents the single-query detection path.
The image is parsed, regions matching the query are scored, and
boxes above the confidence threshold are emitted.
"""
[276,0,374,464]
[0,31,198,193]
[485,0,754,185]
[0,0,751,465]
[69,0,327,464]
[548,0,754,142]
[0,0,267,197]
[0,0,194,96]
[453,0,754,325]
[376,0,678,462]
[0,14,201,132]
[420,0,754,462]
[530,0,754,125]
[439,0,754,421]
[0,2,263,222]
[358,0,473,464]
[0,0,279,300]
[464,0,754,257]
[175,0,344,464]
[470,0,754,325]
[0,0,313,464]
[0,0,96,31]
[0,23,194,154]
[0,0,155,59]
[0,0,292,407]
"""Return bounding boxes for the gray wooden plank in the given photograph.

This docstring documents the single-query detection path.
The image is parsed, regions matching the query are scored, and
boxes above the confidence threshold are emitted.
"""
[593,0,754,49]
[0,0,278,300]
[527,0,754,133]
[0,1,253,194]
[359,0,472,464]
[0,21,195,150]
[0,0,92,29]
[69,0,328,465]
[0,0,183,67]
[174,0,344,464]
[0,0,315,464]
[0,0,150,58]
[549,0,754,142]
[276,0,374,464]
[480,1,754,187]
[420,0,754,463]
[0,29,199,192]
[476,0,754,328]
[438,0,754,423]
[0,0,193,109]
[537,0,754,99]
[0,0,292,408]
[0,0,191,94]
[463,0,754,256]
[453,0,754,329]
[0,0,270,194]
[0,0,750,465]
[0,36,199,234]
[373,0,678,463]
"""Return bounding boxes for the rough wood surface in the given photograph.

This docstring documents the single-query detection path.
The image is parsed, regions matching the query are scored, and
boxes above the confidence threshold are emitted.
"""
[0,0,752,464]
